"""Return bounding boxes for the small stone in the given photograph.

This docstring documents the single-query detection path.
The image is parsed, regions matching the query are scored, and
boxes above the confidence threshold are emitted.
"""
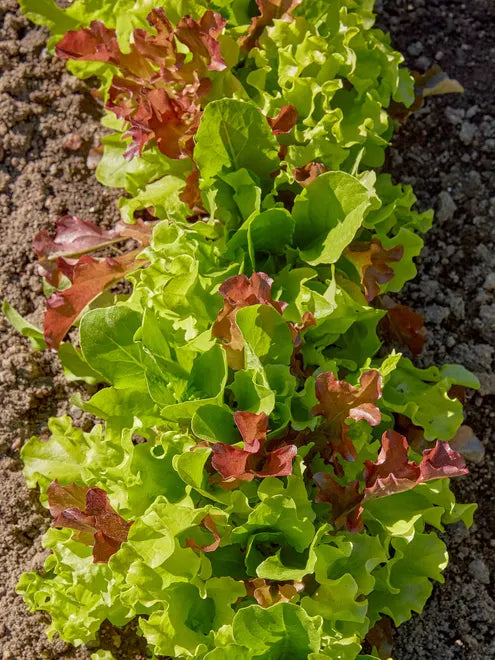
[480,303,495,326]
[408,41,423,57]
[448,521,470,546]
[468,559,490,585]
[68,404,83,420]
[466,105,479,119]
[463,634,480,650]
[436,191,457,223]
[63,133,83,151]
[86,145,103,169]
[483,272,495,291]
[453,343,494,372]
[482,138,495,153]
[425,304,449,325]
[460,121,476,145]
[445,105,464,126]
[416,55,430,71]
[11,437,21,452]
[0,171,11,193]
[476,373,495,396]
[445,106,465,125]
[448,294,465,320]
[464,170,482,197]
[476,244,492,262]
[450,425,485,464]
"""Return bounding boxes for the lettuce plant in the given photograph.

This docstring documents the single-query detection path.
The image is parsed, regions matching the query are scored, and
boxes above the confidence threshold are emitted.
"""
[10,1,478,658]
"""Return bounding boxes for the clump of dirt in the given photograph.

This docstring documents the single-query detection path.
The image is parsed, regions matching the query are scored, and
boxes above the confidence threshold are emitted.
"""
[0,0,493,658]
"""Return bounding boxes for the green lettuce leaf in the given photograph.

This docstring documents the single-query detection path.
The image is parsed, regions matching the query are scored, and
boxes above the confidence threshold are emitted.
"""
[232,602,323,657]
[293,172,376,265]
[382,358,479,440]
[195,99,280,187]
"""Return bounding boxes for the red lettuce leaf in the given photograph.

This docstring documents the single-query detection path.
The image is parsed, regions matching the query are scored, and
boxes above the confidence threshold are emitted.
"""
[211,440,297,482]
[267,105,299,135]
[260,445,298,477]
[180,166,206,213]
[345,239,404,302]
[245,578,304,607]
[233,410,269,453]
[44,250,146,349]
[312,370,383,427]
[288,311,317,378]
[363,429,421,498]
[308,370,382,467]
[419,440,470,482]
[47,480,133,563]
[55,20,119,62]
[211,411,297,484]
[314,429,468,531]
[34,215,121,264]
[212,272,287,370]
[34,216,154,285]
[307,422,358,468]
[378,296,427,356]
[313,473,364,532]
[293,162,327,186]
[365,618,394,660]
[185,514,221,553]
[56,9,226,160]
[42,219,154,349]
[363,430,469,500]
[240,0,302,52]
[47,480,88,515]
[211,443,252,482]
[175,11,227,72]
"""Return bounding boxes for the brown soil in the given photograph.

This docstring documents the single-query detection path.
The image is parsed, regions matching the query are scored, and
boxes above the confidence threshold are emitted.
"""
[0,1,143,657]
[0,0,493,658]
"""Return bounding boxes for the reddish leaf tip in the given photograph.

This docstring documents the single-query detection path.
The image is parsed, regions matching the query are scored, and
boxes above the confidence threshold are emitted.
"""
[46,480,133,563]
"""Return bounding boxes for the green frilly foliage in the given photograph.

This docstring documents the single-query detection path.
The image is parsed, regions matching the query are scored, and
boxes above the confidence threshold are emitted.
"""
[15,0,477,658]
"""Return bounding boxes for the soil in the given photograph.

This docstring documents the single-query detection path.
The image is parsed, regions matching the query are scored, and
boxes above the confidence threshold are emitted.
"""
[379,0,495,658]
[0,0,493,658]
[0,1,145,657]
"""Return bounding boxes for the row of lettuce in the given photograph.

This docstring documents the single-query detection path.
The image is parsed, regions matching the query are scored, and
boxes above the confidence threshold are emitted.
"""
[9,1,477,659]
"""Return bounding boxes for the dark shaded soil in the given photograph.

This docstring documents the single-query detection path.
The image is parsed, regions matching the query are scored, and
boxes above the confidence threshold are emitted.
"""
[379,0,495,658]
[0,0,493,658]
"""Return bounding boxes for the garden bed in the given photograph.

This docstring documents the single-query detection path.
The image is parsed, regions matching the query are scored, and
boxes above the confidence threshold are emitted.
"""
[0,0,493,658]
